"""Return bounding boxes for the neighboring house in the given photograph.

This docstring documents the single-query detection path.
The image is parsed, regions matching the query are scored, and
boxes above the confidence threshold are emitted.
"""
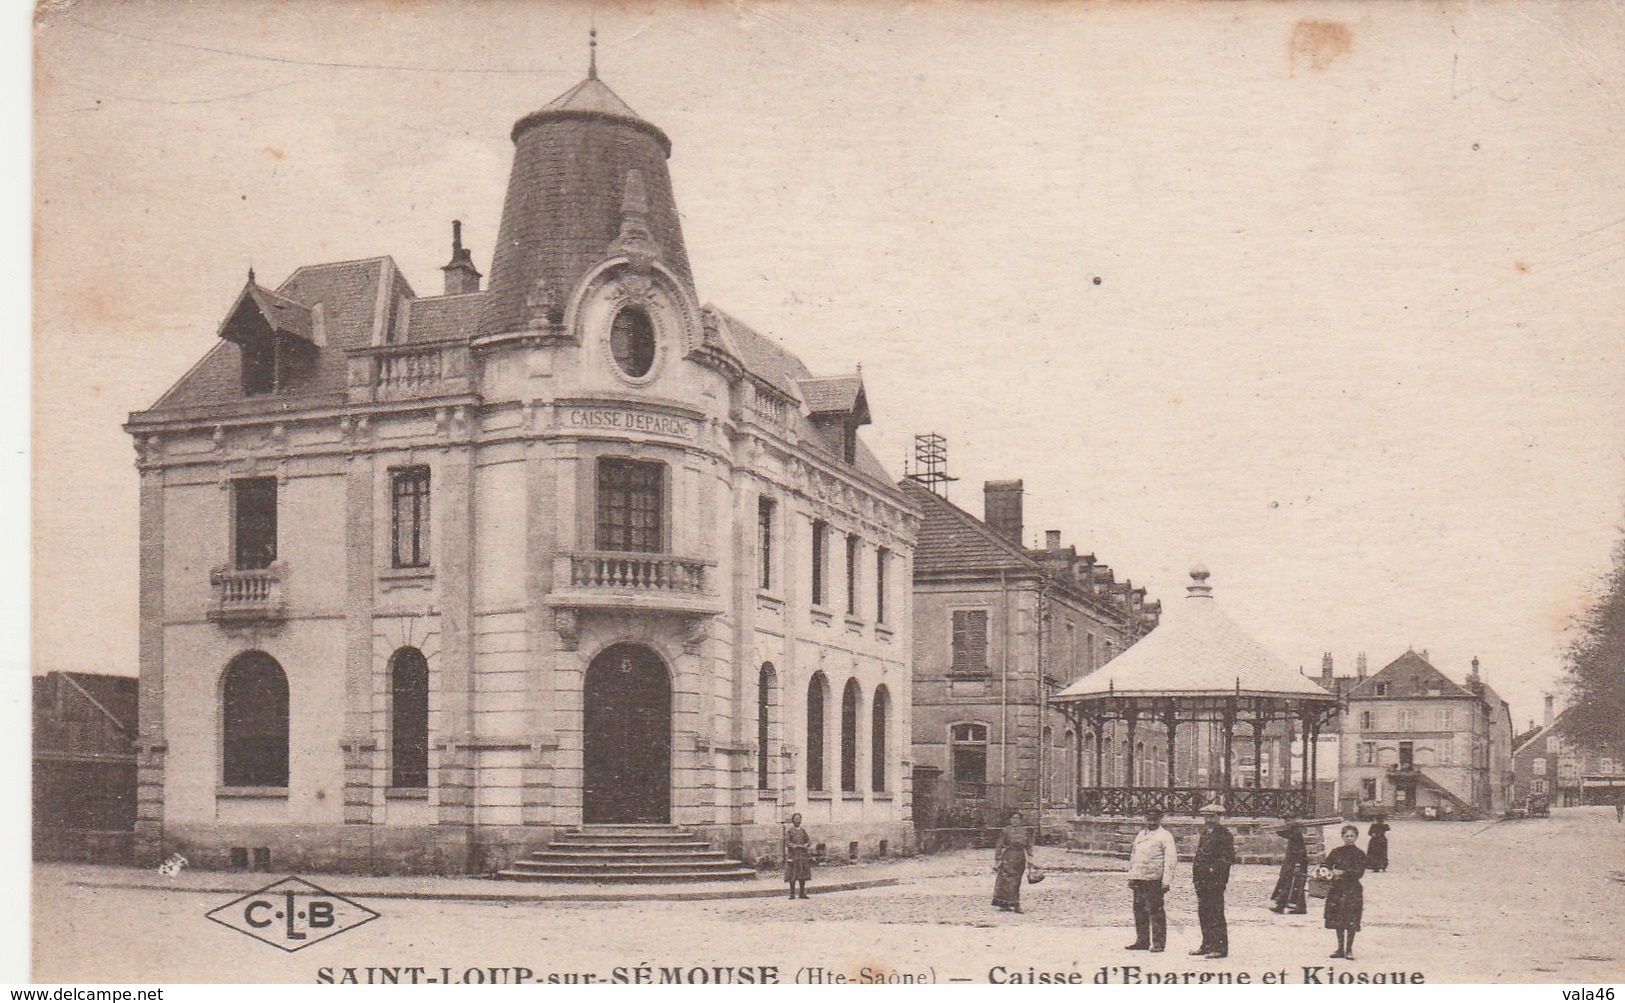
[1338,650,1515,820]
[1311,651,1367,811]
[1513,698,1625,808]
[33,672,139,863]
[122,62,918,873]
[903,477,1158,827]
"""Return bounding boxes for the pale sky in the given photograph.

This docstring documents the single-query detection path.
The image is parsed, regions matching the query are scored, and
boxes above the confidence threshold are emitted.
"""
[30,0,1625,730]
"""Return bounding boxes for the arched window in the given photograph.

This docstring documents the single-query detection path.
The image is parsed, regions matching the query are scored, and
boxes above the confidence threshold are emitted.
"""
[222,651,289,788]
[1042,725,1054,802]
[806,673,828,792]
[757,663,776,791]
[1063,730,1076,803]
[951,723,989,800]
[1135,741,1146,786]
[390,647,429,788]
[841,678,862,792]
[871,685,890,792]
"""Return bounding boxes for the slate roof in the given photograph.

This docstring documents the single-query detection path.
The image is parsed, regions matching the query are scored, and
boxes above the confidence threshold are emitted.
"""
[797,375,866,417]
[1055,572,1335,701]
[218,281,312,342]
[403,292,485,343]
[707,307,812,399]
[540,75,645,121]
[481,74,688,337]
[147,257,400,414]
[1348,651,1474,701]
[901,478,1037,574]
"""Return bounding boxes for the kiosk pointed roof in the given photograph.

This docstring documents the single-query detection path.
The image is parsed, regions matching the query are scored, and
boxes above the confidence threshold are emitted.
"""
[1055,568,1334,701]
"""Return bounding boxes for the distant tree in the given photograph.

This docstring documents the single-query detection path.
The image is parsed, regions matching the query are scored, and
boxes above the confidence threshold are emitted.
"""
[1563,532,1625,757]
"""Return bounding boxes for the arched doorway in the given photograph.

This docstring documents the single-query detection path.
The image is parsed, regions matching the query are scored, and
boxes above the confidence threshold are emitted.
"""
[583,643,672,824]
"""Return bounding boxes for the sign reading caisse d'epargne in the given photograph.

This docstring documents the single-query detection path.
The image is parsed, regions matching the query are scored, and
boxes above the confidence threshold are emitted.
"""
[206,877,379,952]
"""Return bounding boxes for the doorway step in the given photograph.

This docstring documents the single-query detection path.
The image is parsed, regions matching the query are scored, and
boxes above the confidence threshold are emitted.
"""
[496,824,758,882]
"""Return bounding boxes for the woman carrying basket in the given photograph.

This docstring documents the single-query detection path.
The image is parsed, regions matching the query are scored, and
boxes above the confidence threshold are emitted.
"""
[991,810,1034,913]
[1322,824,1368,959]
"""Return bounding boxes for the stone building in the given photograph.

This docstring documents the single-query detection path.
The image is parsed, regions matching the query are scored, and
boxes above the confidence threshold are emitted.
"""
[1308,651,1368,812]
[123,60,918,874]
[1513,697,1625,809]
[902,478,1158,829]
[1337,650,1514,820]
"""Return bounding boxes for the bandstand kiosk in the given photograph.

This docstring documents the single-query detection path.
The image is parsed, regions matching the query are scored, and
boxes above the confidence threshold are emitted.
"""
[1051,568,1339,862]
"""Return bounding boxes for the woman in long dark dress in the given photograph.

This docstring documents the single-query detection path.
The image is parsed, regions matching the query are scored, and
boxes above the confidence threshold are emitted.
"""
[1366,817,1390,872]
[1269,816,1308,913]
[1323,824,1368,959]
[784,813,812,900]
[991,811,1033,913]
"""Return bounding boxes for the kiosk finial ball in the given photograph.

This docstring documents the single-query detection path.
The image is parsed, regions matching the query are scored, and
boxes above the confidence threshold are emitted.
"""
[1190,564,1210,582]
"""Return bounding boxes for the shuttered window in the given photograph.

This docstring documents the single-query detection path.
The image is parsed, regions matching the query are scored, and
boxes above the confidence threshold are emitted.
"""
[810,520,828,606]
[951,610,989,674]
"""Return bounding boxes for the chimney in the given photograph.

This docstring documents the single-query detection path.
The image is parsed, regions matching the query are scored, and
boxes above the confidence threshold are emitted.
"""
[1356,651,1367,680]
[1543,693,1554,729]
[984,480,1024,546]
[441,220,483,295]
[1045,530,1061,551]
[1469,656,1480,681]
[1321,652,1334,682]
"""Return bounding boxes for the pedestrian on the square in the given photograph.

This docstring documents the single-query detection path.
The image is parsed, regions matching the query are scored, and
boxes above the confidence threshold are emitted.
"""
[783,813,812,900]
[1366,816,1390,872]
[991,810,1033,913]
[1324,824,1368,959]
[1125,808,1178,952]
[1190,802,1236,959]
[1269,815,1308,914]
[1615,798,1622,823]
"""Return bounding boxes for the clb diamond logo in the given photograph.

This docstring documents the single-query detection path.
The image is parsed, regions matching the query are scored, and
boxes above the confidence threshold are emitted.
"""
[206,876,380,952]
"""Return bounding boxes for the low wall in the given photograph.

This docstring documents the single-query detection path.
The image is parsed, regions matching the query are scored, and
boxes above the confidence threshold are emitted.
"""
[735,820,915,871]
[1067,815,1330,865]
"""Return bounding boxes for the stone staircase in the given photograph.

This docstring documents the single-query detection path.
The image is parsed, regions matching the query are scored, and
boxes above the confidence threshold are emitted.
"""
[496,824,758,883]
[1409,769,1485,821]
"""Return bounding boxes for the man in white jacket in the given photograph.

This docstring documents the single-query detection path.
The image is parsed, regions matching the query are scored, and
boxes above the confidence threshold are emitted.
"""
[1125,808,1179,952]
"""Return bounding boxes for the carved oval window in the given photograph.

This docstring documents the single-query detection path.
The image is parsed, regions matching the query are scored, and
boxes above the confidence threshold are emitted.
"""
[610,306,657,378]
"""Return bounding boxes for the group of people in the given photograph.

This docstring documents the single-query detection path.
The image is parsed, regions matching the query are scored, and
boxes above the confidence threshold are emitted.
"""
[961,805,1393,962]
[1268,815,1387,959]
[1123,804,1237,956]
[787,805,1392,960]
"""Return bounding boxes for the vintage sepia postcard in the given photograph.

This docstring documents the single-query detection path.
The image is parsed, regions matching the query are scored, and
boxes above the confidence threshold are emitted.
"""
[22,0,1625,989]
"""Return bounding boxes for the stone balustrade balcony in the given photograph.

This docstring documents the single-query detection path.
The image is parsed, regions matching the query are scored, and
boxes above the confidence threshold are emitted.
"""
[346,341,471,402]
[546,551,721,616]
[207,563,287,623]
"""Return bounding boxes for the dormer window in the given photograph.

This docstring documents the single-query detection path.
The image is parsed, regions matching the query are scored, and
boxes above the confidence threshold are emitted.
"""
[242,339,274,395]
[219,275,316,397]
[796,374,871,466]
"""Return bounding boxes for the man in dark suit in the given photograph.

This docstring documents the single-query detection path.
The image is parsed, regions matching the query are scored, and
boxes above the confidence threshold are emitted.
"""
[1190,802,1237,959]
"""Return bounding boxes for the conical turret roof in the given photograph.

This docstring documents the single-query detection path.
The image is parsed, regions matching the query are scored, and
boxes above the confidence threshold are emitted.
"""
[1054,568,1335,702]
[478,70,691,338]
